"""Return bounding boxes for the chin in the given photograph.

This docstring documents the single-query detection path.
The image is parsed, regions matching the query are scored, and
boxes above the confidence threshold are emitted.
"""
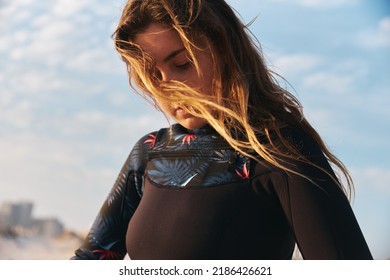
[178,118,208,130]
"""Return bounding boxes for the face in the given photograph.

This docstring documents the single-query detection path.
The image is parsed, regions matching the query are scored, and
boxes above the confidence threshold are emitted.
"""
[134,22,214,130]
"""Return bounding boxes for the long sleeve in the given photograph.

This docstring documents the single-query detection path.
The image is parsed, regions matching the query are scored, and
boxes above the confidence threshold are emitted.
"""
[263,128,372,259]
[71,133,155,260]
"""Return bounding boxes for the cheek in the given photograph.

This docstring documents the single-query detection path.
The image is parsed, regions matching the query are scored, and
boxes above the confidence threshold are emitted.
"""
[203,74,214,94]
[155,98,174,114]
[198,58,216,95]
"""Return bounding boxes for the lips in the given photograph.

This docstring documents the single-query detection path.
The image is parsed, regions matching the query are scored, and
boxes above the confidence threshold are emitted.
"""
[170,106,208,129]
[174,106,191,118]
[175,107,184,114]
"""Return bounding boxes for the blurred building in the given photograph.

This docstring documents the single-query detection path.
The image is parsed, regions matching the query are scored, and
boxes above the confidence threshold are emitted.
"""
[0,201,64,237]
[0,202,33,228]
[32,218,64,237]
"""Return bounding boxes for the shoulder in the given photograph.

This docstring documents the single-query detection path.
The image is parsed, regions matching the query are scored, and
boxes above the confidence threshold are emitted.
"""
[133,126,172,149]
[252,126,340,195]
[123,126,171,173]
[271,125,325,159]
[253,125,333,175]
[135,126,172,150]
[275,125,336,179]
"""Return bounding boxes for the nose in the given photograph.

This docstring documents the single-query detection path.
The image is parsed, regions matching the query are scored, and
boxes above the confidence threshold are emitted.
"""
[156,65,174,82]
[160,71,168,82]
[159,69,172,82]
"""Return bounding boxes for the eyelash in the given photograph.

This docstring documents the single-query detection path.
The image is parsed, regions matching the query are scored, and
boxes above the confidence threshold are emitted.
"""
[175,62,191,70]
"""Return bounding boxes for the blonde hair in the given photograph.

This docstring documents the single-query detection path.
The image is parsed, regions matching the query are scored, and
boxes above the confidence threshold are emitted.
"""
[113,0,354,199]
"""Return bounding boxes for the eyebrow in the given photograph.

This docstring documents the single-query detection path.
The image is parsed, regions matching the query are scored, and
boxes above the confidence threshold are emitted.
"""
[163,48,186,62]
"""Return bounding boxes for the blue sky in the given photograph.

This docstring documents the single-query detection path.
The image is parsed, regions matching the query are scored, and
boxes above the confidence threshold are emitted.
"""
[0,0,389,259]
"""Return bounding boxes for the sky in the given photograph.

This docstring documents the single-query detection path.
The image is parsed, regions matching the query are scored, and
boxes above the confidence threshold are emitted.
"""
[0,0,389,259]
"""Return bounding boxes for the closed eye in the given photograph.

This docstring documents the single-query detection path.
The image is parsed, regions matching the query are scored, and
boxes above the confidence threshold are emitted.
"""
[175,62,191,70]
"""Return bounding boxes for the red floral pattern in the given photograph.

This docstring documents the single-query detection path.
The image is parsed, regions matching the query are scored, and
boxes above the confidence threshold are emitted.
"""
[144,133,157,148]
[181,134,196,146]
[236,162,250,179]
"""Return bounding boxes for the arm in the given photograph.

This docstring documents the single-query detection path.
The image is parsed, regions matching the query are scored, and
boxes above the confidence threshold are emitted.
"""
[270,128,373,259]
[71,133,154,260]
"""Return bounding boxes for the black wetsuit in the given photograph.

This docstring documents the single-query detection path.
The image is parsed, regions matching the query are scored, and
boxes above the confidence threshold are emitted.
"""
[71,124,372,260]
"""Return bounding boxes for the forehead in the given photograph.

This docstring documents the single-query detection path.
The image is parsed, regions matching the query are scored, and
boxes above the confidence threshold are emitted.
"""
[134,23,184,60]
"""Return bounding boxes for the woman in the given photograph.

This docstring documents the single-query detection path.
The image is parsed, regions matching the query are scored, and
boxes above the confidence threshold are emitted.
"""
[71,0,372,259]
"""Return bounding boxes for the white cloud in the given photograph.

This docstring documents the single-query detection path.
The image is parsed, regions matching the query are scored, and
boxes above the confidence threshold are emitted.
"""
[0,0,34,19]
[303,71,355,94]
[52,0,90,17]
[0,0,127,109]
[268,53,323,77]
[64,47,121,73]
[351,167,390,196]
[9,18,83,66]
[56,109,164,142]
[1,0,118,69]
[228,0,359,10]
[1,99,35,129]
[8,69,65,94]
[269,0,360,9]
[296,56,367,96]
[358,17,390,49]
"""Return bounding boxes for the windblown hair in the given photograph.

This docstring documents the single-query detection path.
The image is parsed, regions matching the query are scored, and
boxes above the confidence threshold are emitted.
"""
[113,0,353,198]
